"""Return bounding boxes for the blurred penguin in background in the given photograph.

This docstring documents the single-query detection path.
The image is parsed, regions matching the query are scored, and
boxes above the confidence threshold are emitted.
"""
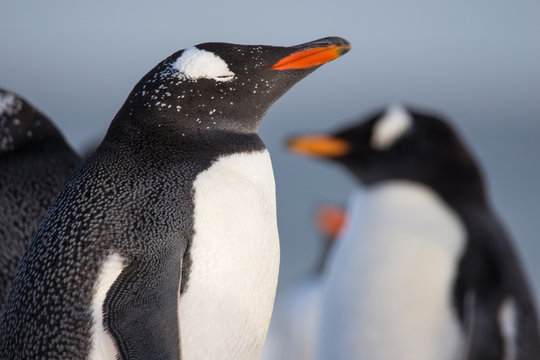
[0,88,80,310]
[287,105,540,359]
[262,204,346,360]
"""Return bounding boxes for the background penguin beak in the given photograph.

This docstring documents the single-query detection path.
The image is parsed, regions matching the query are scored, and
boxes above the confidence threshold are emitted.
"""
[315,205,348,239]
[286,134,352,157]
[270,37,351,70]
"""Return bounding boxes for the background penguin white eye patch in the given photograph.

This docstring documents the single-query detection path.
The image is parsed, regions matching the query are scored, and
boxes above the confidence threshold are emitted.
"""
[370,105,413,150]
[172,47,235,82]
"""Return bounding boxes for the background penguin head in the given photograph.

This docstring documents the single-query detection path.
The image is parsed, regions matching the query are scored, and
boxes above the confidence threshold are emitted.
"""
[114,37,350,135]
[287,105,486,201]
[0,88,66,153]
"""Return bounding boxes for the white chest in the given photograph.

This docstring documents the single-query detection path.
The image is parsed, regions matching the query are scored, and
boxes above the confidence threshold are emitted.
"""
[319,181,466,360]
[179,150,280,360]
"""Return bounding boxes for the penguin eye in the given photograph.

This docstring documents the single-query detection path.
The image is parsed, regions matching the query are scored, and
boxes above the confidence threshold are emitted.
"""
[214,74,235,81]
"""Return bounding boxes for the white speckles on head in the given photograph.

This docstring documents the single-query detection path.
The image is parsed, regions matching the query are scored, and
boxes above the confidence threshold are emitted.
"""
[0,92,26,151]
[89,253,125,360]
[0,92,23,117]
[172,47,235,82]
[371,105,413,150]
[498,297,518,360]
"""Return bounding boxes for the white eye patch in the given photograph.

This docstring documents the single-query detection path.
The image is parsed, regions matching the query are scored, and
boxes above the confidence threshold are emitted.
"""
[371,105,412,150]
[172,47,235,82]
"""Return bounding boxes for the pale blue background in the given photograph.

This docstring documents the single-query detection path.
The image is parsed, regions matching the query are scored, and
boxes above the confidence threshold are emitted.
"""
[2,0,539,299]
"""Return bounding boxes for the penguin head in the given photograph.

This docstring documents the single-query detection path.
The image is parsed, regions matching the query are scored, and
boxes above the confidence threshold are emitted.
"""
[287,105,485,197]
[117,37,350,134]
[0,88,65,153]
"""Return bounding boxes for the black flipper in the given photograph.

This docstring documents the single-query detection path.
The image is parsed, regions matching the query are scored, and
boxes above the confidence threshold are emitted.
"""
[103,251,182,359]
[453,208,539,359]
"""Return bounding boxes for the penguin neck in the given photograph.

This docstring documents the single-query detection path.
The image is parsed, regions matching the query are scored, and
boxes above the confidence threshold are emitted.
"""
[359,158,490,212]
[104,111,266,158]
[421,168,489,212]
[425,140,491,211]
[115,91,269,134]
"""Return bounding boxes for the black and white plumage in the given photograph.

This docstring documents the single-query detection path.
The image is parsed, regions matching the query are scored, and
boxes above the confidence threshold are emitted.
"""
[0,88,80,310]
[287,105,540,359]
[0,38,350,359]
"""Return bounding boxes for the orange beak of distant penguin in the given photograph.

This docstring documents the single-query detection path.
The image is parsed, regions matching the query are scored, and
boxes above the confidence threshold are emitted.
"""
[270,43,351,70]
[315,205,348,239]
[287,135,351,157]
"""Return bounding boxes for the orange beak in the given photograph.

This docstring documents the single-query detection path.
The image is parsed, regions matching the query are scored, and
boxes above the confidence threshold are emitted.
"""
[315,205,348,239]
[287,135,351,157]
[270,42,351,71]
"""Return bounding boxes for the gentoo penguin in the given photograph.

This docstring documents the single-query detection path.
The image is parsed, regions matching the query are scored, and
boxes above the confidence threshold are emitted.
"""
[262,204,346,360]
[287,105,540,359]
[0,88,80,310]
[0,37,350,359]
